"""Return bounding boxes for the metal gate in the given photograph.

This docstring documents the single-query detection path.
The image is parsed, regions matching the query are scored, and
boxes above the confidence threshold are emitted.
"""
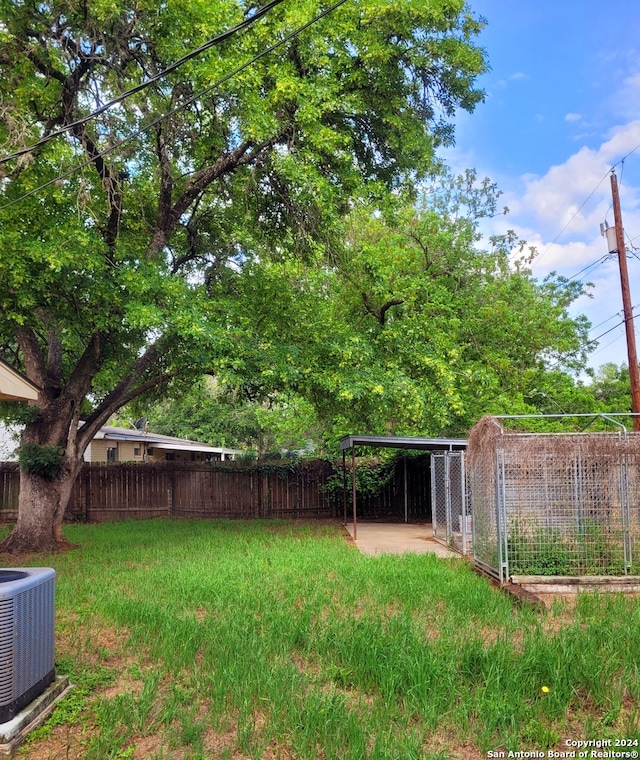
[431,451,471,555]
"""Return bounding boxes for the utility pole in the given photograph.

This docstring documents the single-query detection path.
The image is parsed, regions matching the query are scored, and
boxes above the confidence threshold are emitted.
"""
[609,169,640,431]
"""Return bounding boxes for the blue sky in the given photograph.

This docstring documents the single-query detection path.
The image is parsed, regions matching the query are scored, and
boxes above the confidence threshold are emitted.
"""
[444,0,640,375]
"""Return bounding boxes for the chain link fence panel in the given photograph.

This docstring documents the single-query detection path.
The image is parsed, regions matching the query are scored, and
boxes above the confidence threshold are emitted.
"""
[431,452,472,555]
[468,417,640,581]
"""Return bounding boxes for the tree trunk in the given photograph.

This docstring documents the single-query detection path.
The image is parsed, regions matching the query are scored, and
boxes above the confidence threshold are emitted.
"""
[0,468,76,555]
[0,333,161,554]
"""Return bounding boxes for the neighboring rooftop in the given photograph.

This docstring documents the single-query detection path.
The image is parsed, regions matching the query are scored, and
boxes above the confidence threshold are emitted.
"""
[87,425,243,462]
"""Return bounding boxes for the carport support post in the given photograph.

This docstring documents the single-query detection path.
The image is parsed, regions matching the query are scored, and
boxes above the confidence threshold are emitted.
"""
[404,455,408,523]
[352,448,357,540]
[342,450,347,525]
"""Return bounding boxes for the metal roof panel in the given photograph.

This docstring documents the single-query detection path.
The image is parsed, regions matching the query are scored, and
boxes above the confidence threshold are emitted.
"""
[339,434,467,451]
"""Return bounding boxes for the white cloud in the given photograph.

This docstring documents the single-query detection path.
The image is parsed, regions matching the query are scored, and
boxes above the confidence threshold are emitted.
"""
[444,118,640,370]
[607,68,640,121]
[504,122,640,245]
[494,71,529,90]
[446,8,640,372]
[483,121,640,369]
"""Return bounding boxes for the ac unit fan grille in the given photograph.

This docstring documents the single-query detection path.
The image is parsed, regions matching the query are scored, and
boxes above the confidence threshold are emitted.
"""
[0,598,15,704]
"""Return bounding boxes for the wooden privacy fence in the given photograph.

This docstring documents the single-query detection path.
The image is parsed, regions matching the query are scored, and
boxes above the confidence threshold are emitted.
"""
[350,455,432,521]
[0,460,336,523]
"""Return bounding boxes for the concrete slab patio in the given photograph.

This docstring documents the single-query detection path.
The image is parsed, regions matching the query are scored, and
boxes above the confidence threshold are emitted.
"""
[345,522,460,558]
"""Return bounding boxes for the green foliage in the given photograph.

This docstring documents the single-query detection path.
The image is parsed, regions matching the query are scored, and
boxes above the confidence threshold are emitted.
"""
[508,523,574,575]
[590,363,633,413]
[18,442,64,480]
[0,0,492,552]
[23,654,114,744]
[210,171,593,442]
[149,376,320,455]
[0,401,40,426]
[323,454,396,503]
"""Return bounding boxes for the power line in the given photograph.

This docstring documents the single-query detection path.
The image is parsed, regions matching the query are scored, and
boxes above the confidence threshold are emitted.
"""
[612,143,640,171]
[567,254,611,282]
[587,316,633,347]
[594,306,640,343]
[0,0,285,166]
[531,148,640,271]
[546,304,640,372]
[532,168,611,268]
[588,330,629,358]
[618,169,640,254]
[588,309,629,334]
[612,159,640,253]
[561,218,639,285]
[532,157,640,370]
[0,0,350,212]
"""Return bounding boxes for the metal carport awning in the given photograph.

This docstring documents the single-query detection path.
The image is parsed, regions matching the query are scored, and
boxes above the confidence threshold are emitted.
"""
[339,435,468,540]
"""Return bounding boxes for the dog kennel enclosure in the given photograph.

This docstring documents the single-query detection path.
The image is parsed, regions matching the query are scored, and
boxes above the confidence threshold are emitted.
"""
[467,415,640,582]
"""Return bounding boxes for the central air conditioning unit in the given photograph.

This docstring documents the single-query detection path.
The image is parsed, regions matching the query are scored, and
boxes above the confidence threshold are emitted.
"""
[0,568,56,723]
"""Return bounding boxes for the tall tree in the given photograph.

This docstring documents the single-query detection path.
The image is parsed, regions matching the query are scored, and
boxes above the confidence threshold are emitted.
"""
[0,0,486,551]
[210,172,593,440]
[150,376,320,455]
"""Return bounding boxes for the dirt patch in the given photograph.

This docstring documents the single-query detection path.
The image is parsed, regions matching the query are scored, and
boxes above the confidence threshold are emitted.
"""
[20,605,296,760]
[132,735,171,759]
[202,726,251,759]
[56,609,135,672]
[22,723,92,760]
[19,614,138,759]
[429,741,486,760]
[535,592,580,610]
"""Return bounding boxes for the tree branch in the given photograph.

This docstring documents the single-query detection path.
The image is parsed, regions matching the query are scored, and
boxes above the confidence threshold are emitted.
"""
[361,292,404,326]
[147,134,283,257]
[75,343,165,451]
[378,299,404,325]
[63,331,105,403]
[16,326,46,388]
[69,121,123,252]
[155,122,174,238]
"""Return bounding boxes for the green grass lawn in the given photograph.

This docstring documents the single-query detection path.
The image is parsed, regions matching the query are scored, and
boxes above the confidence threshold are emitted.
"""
[4,519,640,759]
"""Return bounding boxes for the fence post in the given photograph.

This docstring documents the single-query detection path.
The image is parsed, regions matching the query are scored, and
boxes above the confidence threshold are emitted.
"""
[168,467,174,516]
[263,473,270,518]
[496,447,509,583]
[83,465,90,522]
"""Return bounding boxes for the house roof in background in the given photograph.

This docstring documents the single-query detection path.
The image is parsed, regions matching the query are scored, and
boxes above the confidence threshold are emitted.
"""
[0,359,39,402]
[95,425,242,456]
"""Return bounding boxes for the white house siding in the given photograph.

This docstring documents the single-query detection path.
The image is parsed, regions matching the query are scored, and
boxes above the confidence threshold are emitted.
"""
[0,424,20,461]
